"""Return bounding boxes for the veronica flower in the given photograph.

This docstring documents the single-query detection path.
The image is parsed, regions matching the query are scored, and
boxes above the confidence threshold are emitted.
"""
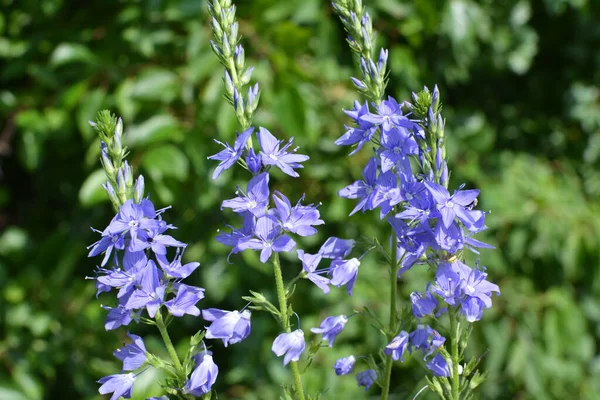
[384,330,409,362]
[113,333,147,371]
[431,262,461,306]
[318,236,355,259]
[335,101,378,154]
[360,96,415,133]
[371,170,402,218]
[183,352,219,396]
[272,191,324,236]
[203,308,252,346]
[297,250,330,294]
[130,224,185,255]
[215,212,256,256]
[104,200,161,241]
[452,260,500,308]
[334,355,356,375]
[164,284,205,317]
[310,315,348,347]
[257,127,309,177]
[102,304,135,331]
[88,229,125,267]
[356,369,376,391]
[329,258,360,295]
[208,127,254,179]
[237,215,296,263]
[124,260,165,318]
[410,286,438,319]
[272,329,306,365]
[424,181,480,229]
[460,296,485,322]
[97,373,136,400]
[426,353,450,377]
[156,253,200,279]
[378,126,417,173]
[246,147,262,174]
[338,157,378,215]
[409,325,445,359]
[221,172,270,217]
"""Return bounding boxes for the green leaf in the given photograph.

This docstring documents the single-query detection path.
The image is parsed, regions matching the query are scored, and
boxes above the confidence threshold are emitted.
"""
[125,115,182,147]
[50,43,96,66]
[131,68,179,102]
[141,144,189,181]
[79,169,108,207]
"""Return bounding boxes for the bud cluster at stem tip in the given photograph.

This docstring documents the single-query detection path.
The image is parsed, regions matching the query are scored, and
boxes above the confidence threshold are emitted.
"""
[208,0,260,131]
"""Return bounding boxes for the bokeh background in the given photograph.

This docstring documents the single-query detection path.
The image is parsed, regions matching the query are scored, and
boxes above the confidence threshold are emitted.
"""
[1,0,600,399]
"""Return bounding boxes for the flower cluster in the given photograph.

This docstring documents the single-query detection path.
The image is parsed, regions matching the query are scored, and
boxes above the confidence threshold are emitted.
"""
[329,1,500,397]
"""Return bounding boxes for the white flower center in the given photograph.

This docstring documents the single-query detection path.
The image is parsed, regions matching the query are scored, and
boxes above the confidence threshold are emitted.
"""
[393,146,402,155]
[269,154,278,161]
[446,201,455,208]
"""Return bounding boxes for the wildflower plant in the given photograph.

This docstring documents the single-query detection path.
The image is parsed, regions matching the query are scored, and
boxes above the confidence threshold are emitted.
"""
[83,0,499,399]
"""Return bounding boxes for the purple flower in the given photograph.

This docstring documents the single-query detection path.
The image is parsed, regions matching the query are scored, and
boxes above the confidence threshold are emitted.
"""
[410,286,438,319]
[216,212,256,256]
[258,127,309,177]
[356,369,376,391]
[222,172,270,217]
[164,284,205,317]
[237,215,296,263]
[297,250,330,294]
[424,181,480,229]
[97,373,136,400]
[335,101,378,154]
[334,355,356,375]
[426,353,450,377]
[104,200,161,241]
[318,237,355,259]
[88,229,125,266]
[102,305,135,331]
[272,329,306,365]
[371,170,402,218]
[360,96,415,133]
[379,126,417,173]
[452,260,500,308]
[183,352,219,396]
[273,191,324,237]
[460,296,485,322]
[203,308,252,346]
[113,332,147,371]
[338,157,378,215]
[329,258,360,295]
[384,331,409,362]
[124,260,165,317]
[431,262,461,306]
[156,253,200,279]
[409,325,445,359]
[246,147,262,174]
[208,127,254,179]
[310,315,348,347]
[130,224,185,256]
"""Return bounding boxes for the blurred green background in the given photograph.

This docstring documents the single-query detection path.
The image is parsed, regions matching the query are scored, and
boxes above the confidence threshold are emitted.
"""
[1,0,600,399]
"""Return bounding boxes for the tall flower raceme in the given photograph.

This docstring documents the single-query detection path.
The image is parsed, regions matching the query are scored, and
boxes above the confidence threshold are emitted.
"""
[206,1,368,399]
[330,1,500,400]
[87,111,224,399]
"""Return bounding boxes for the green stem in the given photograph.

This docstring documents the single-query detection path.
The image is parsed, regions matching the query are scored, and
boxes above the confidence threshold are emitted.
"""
[272,253,306,400]
[381,231,399,400]
[450,310,460,400]
[155,310,184,376]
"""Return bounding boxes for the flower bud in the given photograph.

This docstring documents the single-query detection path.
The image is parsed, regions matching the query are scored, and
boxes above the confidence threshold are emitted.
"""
[221,33,231,58]
[102,181,119,206]
[101,150,115,176]
[211,17,223,39]
[240,66,254,85]
[134,175,145,203]
[224,70,234,95]
[234,45,244,71]
[123,161,133,187]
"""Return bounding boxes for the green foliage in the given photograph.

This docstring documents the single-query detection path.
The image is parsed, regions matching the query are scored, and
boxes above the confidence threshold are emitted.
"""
[1,0,600,399]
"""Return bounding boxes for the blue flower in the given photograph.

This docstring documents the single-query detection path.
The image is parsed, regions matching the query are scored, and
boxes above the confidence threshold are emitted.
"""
[88,229,125,266]
[384,330,409,362]
[221,172,270,217]
[156,253,200,279]
[378,126,417,173]
[424,181,480,229]
[318,237,355,259]
[272,191,324,237]
[102,305,136,331]
[329,258,360,295]
[460,296,485,322]
[338,157,378,215]
[356,369,376,391]
[130,224,185,256]
[426,353,450,377]
[360,96,415,133]
[310,315,348,347]
[272,329,306,365]
[237,215,296,263]
[97,373,136,400]
[453,261,500,308]
[334,355,356,375]
[113,332,147,371]
[409,325,445,359]
[123,260,165,318]
[164,284,205,317]
[431,262,461,306]
[335,101,378,154]
[203,308,252,347]
[410,285,438,319]
[297,250,330,294]
[183,352,219,396]
[208,127,254,179]
[257,127,309,177]
[246,147,262,174]
[104,200,161,242]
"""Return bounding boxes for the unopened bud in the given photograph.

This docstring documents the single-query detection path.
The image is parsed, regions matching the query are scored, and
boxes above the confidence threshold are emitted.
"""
[123,161,133,187]
[134,175,145,203]
[240,66,254,85]
[101,151,115,176]
[221,32,231,58]
[224,70,234,95]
